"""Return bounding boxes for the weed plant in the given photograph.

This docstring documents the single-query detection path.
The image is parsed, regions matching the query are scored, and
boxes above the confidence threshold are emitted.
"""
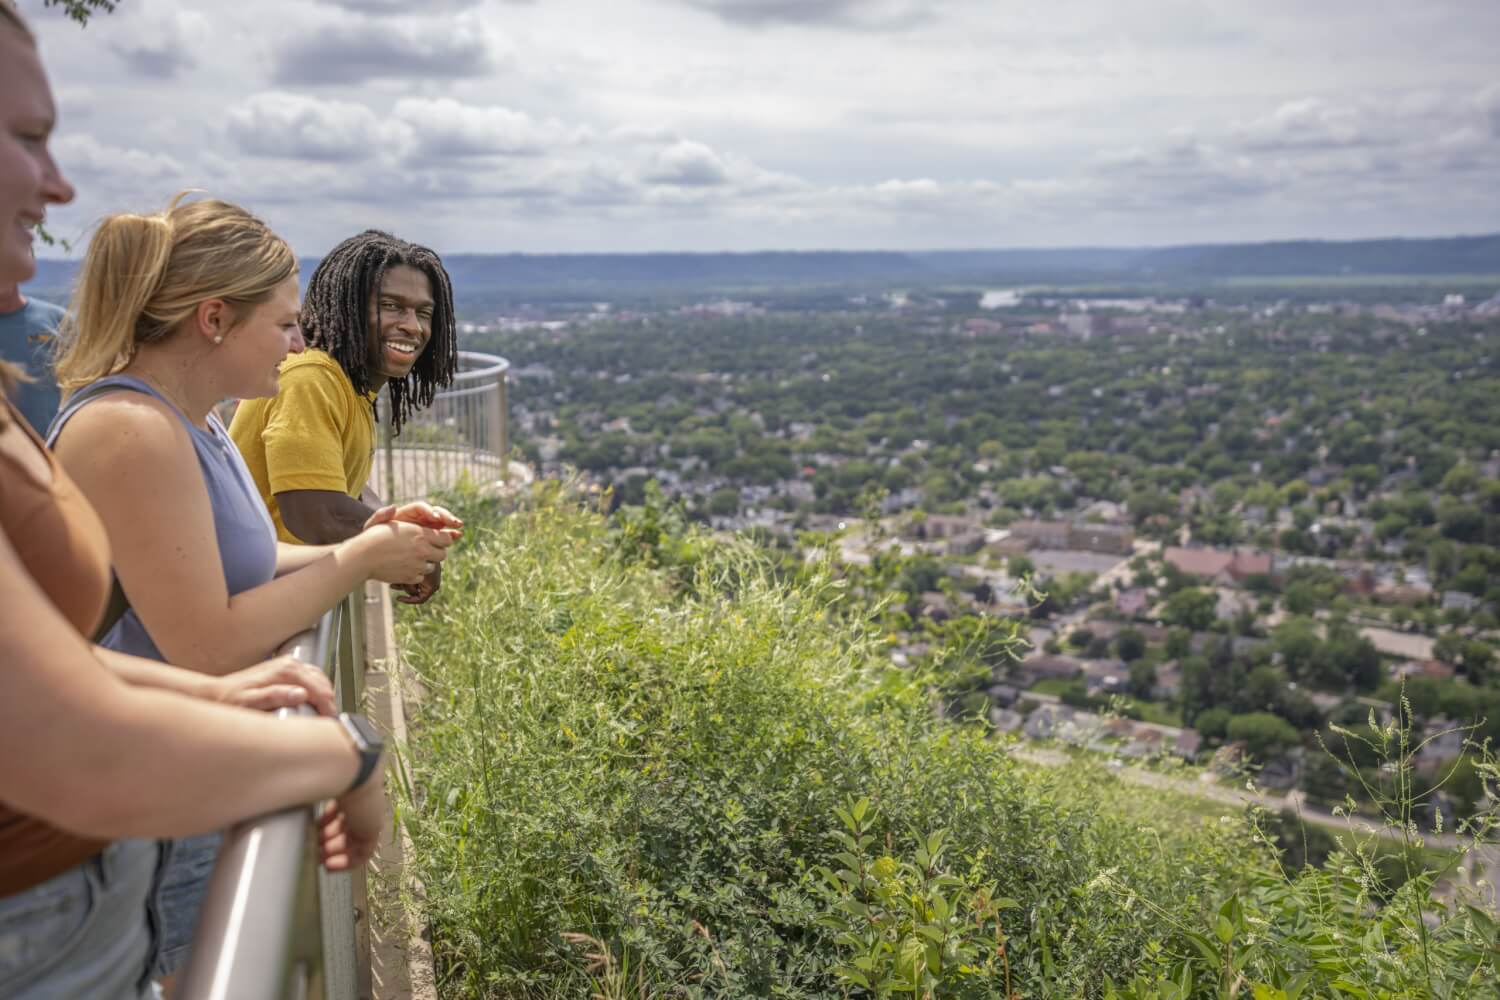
[395,485,1497,997]
[396,485,1260,996]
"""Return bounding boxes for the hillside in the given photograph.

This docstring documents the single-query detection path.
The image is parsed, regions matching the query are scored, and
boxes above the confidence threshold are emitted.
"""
[393,487,1500,998]
[24,234,1500,302]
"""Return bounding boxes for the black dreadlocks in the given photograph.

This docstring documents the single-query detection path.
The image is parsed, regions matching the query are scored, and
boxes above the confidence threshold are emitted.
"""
[301,229,457,435]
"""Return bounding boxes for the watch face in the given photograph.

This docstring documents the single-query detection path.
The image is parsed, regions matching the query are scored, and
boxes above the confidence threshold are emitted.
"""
[345,713,385,752]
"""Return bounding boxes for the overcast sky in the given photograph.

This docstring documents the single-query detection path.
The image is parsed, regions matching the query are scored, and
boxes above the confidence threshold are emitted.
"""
[23,0,1500,255]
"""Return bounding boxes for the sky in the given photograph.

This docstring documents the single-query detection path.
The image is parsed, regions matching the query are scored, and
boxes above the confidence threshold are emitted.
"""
[23,0,1500,255]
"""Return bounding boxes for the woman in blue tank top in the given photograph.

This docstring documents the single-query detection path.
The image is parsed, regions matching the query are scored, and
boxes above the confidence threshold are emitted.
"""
[47,194,463,986]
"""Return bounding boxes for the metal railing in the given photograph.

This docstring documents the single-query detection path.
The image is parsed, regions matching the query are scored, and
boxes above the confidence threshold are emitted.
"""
[378,351,510,504]
[176,590,370,1000]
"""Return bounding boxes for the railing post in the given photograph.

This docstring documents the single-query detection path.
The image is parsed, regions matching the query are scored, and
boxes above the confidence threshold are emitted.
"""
[381,398,396,507]
[494,366,509,481]
[319,597,370,1000]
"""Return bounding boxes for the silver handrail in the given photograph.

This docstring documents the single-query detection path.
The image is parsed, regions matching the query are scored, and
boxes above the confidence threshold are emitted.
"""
[176,594,365,1000]
[379,350,511,503]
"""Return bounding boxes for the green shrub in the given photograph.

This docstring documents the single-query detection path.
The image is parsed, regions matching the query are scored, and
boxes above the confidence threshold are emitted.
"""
[395,488,1498,998]
[396,488,1259,996]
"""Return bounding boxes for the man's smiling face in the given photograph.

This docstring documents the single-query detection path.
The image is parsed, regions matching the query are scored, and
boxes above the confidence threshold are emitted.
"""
[366,263,435,384]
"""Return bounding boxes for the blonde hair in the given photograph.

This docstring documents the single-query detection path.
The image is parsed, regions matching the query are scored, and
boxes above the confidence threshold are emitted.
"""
[54,193,297,394]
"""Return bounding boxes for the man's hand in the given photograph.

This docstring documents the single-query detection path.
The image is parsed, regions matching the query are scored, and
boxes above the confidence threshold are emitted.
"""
[394,563,441,605]
[209,655,336,715]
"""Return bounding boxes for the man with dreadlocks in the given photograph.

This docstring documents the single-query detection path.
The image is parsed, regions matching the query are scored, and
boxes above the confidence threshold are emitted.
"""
[230,229,460,603]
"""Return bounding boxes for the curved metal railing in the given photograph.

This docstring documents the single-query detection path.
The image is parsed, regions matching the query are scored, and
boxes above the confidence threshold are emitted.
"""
[176,592,368,1000]
[377,350,510,503]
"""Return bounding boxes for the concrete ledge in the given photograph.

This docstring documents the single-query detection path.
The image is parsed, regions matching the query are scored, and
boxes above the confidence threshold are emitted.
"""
[364,581,437,1000]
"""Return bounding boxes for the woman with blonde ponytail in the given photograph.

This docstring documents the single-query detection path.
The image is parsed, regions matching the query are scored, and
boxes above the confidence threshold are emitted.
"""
[46,192,464,985]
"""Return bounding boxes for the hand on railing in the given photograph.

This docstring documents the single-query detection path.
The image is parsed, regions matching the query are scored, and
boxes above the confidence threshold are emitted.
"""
[350,508,461,586]
[366,501,464,604]
[317,769,385,872]
[208,654,336,715]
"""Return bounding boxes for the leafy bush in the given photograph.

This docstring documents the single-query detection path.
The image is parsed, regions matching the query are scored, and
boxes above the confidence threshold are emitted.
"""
[395,487,1260,996]
[396,487,1500,998]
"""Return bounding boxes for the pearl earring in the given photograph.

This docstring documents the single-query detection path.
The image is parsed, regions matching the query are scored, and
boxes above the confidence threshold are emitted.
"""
[212,336,223,345]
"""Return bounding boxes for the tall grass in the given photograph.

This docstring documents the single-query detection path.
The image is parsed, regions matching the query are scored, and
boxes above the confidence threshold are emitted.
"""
[395,486,1261,997]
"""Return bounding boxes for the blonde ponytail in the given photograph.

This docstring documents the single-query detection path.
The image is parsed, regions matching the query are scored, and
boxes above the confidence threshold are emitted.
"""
[54,193,297,395]
[55,213,174,393]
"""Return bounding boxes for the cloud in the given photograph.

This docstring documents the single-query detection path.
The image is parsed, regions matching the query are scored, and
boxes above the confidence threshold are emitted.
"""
[106,9,207,79]
[1229,98,1379,153]
[1480,84,1500,137]
[272,17,499,85]
[642,140,732,186]
[52,134,186,186]
[393,98,589,157]
[314,0,487,12]
[227,92,409,162]
[676,0,942,30]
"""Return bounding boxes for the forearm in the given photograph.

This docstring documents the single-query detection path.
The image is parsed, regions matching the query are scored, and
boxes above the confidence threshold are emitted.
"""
[67,684,361,838]
[2,567,362,839]
[280,490,376,544]
[275,541,338,576]
[95,645,215,700]
[174,541,377,675]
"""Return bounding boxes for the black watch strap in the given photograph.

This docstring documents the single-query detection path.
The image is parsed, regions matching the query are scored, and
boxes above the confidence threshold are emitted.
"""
[337,713,384,793]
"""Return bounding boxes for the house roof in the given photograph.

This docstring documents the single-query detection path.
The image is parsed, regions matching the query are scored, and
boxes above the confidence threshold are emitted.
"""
[1164,546,1234,578]
[1228,550,1272,577]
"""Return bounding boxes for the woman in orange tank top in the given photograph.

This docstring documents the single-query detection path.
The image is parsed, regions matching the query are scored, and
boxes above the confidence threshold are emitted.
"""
[0,9,390,997]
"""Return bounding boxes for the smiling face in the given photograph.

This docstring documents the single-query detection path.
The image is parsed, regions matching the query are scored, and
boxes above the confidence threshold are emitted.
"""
[0,29,75,287]
[221,273,305,400]
[364,264,434,386]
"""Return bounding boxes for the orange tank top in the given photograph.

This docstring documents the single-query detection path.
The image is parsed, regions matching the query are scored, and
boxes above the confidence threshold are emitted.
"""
[0,396,113,897]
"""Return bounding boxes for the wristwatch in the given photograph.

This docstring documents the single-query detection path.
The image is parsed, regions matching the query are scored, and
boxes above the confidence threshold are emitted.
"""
[336,712,385,792]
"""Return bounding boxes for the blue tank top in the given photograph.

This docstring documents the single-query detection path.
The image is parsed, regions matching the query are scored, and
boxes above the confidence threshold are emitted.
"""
[47,376,278,662]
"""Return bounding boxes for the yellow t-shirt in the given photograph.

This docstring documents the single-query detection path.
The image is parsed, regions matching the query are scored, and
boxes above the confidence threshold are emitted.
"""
[229,349,378,543]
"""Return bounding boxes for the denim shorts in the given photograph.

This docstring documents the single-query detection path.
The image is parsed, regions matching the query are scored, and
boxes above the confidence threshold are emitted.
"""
[0,839,159,999]
[152,831,223,976]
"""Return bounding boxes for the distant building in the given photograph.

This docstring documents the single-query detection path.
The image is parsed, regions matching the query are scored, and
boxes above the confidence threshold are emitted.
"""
[1164,546,1235,581]
[1115,588,1150,618]
[1018,653,1083,683]
[1069,523,1135,555]
[1011,520,1072,549]
[1227,550,1273,582]
[1441,591,1480,614]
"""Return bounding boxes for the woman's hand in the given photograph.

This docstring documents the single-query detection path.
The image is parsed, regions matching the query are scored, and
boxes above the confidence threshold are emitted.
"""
[349,518,457,586]
[317,771,385,871]
[363,502,464,535]
[366,503,461,605]
[208,655,335,715]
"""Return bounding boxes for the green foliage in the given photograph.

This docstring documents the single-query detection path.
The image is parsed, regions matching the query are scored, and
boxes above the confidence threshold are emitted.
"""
[41,0,116,26]
[1164,588,1218,632]
[395,490,1261,996]
[1106,704,1500,1000]
[1226,712,1300,759]
[811,798,1021,998]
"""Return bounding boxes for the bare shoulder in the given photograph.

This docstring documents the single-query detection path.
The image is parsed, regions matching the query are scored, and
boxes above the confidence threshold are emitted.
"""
[58,391,192,456]
[53,391,196,482]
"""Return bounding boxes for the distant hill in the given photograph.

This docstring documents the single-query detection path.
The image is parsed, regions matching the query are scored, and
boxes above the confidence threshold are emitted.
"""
[24,233,1500,300]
